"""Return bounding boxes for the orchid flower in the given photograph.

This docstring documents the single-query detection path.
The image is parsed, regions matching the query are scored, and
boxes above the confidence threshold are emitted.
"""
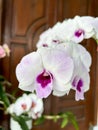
[67,42,91,100]
[55,41,91,100]
[7,93,44,119]
[28,93,44,119]
[55,16,94,43]
[71,16,94,43]
[16,47,74,98]
[37,16,96,48]
[8,94,32,116]
[71,59,90,101]
[37,22,63,48]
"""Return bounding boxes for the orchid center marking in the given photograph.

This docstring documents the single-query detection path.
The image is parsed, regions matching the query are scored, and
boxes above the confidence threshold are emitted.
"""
[36,70,53,88]
[21,104,27,110]
[72,76,83,92]
[75,29,84,37]
[52,40,60,44]
[42,44,48,47]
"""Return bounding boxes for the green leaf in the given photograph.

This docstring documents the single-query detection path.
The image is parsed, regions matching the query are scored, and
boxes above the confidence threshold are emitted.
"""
[0,75,11,87]
[0,75,5,82]
[34,116,45,125]
[0,83,10,108]
[12,115,30,130]
[68,114,79,130]
[61,118,68,128]
[64,112,79,130]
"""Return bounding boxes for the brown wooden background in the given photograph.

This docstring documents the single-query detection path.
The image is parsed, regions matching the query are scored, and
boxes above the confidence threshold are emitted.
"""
[0,0,98,130]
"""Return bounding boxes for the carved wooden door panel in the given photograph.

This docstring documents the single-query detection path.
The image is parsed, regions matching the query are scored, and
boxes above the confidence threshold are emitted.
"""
[1,0,98,130]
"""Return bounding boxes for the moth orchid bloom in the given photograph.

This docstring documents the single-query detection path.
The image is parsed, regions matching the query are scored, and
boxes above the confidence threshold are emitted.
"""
[63,42,91,100]
[71,60,90,101]
[16,47,74,98]
[37,22,62,48]
[12,94,32,116]
[59,41,91,100]
[37,16,95,48]
[71,16,95,43]
[28,93,44,119]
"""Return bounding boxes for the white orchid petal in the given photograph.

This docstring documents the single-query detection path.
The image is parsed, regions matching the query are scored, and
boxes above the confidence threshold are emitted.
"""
[36,81,53,98]
[71,60,90,101]
[75,89,84,101]
[13,94,32,116]
[53,80,72,92]
[78,44,92,71]
[38,47,74,84]
[16,51,43,91]
[53,90,67,96]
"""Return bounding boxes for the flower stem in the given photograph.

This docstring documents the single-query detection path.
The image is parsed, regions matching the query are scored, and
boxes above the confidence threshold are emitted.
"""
[43,115,61,120]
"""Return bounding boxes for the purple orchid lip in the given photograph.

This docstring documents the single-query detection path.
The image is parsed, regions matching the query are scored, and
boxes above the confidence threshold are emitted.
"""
[77,79,83,92]
[42,44,48,47]
[52,40,60,44]
[75,29,84,37]
[36,70,53,88]
[72,76,83,92]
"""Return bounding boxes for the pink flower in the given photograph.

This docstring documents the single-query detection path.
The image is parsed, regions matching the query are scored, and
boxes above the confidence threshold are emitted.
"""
[3,44,10,56]
[0,46,6,58]
[0,44,10,58]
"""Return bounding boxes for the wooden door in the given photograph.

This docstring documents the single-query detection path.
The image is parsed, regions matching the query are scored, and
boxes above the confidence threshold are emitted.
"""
[1,0,98,130]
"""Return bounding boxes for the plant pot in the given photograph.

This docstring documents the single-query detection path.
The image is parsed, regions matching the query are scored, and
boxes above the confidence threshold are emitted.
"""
[10,117,32,130]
